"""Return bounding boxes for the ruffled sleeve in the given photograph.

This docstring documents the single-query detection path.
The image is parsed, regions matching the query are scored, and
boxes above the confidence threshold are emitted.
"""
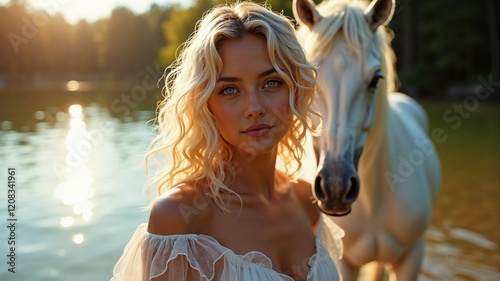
[111,224,229,281]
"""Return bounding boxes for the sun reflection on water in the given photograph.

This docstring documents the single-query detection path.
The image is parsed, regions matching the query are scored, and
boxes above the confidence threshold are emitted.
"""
[72,233,85,245]
[56,104,94,244]
[66,80,80,92]
[60,217,74,228]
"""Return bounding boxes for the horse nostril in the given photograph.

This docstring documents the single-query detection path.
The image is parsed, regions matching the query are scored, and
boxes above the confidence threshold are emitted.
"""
[314,175,325,201]
[346,174,360,203]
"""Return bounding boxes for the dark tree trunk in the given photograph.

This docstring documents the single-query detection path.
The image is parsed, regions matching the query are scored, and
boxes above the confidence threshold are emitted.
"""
[485,0,499,80]
[401,0,414,73]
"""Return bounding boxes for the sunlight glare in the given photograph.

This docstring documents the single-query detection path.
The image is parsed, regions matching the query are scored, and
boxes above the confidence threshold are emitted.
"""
[73,200,93,215]
[69,118,87,129]
[72,233,85,244]
[55,182,94,205]
[69,104,83,118]
[82,211,93,221]
[57,104,95,231]
[60,216,74,227]
[66,80,80,92]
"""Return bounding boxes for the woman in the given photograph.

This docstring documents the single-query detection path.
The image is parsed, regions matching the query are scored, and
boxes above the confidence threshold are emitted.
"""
[111,2,343,280]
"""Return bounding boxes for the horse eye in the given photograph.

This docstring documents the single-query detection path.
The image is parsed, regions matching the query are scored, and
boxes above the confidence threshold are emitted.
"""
[368,70,384,91]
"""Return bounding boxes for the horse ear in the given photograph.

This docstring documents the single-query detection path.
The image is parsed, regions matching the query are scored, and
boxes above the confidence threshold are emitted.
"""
[364,0,395,32]
[293,0,322,31]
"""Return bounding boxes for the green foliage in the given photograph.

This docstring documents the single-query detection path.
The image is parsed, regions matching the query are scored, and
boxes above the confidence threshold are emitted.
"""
[391,0,498,93]
[160,0,216,65]
[424,0,482,72]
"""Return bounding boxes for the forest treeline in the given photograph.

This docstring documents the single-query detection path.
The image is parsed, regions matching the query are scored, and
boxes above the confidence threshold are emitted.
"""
[0,0,498,96]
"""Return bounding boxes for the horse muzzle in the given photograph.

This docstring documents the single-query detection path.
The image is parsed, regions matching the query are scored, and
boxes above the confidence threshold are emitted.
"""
[314,160,360,216]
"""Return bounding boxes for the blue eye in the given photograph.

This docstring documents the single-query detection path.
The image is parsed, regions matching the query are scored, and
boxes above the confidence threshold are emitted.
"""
[220,86,239,96]
[263,79,282,89]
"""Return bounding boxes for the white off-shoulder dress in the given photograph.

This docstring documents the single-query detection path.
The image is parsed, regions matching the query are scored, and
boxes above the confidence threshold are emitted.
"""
[111,213,344,281]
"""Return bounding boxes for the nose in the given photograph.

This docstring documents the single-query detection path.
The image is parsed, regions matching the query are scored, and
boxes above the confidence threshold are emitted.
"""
[315,172,359,203]
[314,162,360,216]
[245,91,265,117]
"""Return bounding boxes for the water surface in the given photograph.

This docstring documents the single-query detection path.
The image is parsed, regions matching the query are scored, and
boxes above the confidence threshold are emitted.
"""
[0,91,498,281]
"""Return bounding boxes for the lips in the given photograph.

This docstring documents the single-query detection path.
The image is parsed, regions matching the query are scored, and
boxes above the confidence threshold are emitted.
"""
[242,124,272,137]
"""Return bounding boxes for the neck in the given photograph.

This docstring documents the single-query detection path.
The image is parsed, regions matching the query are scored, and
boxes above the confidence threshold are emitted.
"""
[228,148,281,200]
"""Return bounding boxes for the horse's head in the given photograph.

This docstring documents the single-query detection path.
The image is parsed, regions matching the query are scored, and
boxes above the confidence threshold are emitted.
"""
[293,0,395,216]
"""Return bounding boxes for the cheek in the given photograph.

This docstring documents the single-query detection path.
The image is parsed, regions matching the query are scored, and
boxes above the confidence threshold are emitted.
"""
[212,109,232,129]
[270,95,293,131]
[275,90,291,113]
[209,99,228,122]
[209,102,239,139]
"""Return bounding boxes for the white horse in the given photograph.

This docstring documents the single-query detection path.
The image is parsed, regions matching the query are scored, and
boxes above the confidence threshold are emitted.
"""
[293,0,441,280]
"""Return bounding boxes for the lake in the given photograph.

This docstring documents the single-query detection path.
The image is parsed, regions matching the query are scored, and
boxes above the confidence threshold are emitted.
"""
[0,85,498,281]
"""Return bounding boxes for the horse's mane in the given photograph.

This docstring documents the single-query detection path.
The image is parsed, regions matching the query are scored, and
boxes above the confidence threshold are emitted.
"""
[297,0,397,93]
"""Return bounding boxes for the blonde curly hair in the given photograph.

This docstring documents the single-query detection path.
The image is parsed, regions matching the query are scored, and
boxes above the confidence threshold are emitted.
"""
[146,1,320,210]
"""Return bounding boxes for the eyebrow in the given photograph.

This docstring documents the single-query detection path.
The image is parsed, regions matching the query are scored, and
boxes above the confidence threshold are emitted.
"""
[217,68,277,83]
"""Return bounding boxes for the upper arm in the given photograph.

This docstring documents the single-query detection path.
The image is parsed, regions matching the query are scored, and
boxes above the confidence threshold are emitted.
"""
[147,186,211,235]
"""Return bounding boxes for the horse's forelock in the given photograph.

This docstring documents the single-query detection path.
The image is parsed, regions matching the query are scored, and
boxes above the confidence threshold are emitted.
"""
[306,1,371,59]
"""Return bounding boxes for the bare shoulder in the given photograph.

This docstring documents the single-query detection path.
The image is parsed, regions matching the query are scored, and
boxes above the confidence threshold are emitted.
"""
[147,184,212,235]
[291,178,320,225]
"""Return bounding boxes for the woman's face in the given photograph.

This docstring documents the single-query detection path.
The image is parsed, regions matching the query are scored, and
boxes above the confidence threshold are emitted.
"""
[208,34,292,156]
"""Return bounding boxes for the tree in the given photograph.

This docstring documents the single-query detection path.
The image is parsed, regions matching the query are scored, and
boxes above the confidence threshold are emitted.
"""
[138,4,173,67]
[45,14,72,73]
[485,0,499,80]
[103,7,143,73]
[71,20,98,74]
[160,0,216,65]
